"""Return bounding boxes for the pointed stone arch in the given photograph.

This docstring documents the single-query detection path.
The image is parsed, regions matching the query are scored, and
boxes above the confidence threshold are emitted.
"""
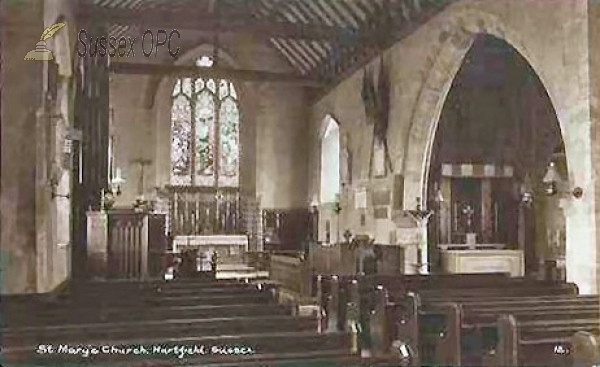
[400,8,597,293]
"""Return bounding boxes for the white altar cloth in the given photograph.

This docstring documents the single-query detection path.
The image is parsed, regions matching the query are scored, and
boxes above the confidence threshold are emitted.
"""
[441,249,524,277]
[173,235,249,255]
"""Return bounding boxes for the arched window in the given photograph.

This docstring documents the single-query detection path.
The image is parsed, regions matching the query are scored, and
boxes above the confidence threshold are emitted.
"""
[320,115,340,204]
[170,56,240,187]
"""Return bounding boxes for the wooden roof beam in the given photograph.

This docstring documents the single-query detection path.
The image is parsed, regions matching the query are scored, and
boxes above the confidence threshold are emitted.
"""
[78,4,358,41]
[110,62,324,87]
[313,0,453,101]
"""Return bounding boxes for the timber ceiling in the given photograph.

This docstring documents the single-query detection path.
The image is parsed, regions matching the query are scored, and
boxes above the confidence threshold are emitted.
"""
[80,0,452,90]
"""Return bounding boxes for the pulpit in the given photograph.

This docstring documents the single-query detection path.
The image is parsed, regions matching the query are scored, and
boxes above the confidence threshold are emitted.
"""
[86,209,166,279]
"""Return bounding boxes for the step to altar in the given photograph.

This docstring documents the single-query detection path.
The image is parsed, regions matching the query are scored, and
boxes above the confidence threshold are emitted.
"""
[212,263,268,280]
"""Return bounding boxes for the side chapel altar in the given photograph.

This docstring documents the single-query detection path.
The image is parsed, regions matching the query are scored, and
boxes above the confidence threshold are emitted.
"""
[433,163,525,277]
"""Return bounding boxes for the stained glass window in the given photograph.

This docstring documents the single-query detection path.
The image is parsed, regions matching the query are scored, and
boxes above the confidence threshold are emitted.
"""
[170,57,240,187]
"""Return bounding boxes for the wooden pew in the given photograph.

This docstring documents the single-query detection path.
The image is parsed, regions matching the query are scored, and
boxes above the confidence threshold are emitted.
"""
[2,280,279,325]
[2,314,319,345]
[413,293,598,366]
[572,331,600,367]
[317,275,514,362]
[316,273,516,333]
[2,277,409,367]
[496,314,600,367]
[361,278,582,366]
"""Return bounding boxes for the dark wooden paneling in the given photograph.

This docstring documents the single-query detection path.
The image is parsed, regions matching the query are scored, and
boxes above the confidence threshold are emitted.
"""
[262,209,310,251]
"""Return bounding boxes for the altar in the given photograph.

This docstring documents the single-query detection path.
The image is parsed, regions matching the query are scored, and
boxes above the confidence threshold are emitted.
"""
[172,235,249,257]
[427,162,532,276]
[441,247,524,277]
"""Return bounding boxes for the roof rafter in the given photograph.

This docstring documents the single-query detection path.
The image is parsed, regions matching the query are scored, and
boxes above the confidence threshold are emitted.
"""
[78,3,357,41]
[110,62,324,87]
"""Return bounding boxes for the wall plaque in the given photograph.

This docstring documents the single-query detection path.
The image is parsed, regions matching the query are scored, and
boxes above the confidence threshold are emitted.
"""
[393,174,404,210]
[372,189,391,206]
[355,188,367,209]
[374,207,389,219]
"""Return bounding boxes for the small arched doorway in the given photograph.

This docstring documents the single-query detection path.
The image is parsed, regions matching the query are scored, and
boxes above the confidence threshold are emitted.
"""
[426,34,567,278]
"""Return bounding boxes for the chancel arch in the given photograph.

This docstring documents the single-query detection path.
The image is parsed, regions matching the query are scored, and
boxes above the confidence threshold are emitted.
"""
[426,34,566,277]
[402,10,596,294]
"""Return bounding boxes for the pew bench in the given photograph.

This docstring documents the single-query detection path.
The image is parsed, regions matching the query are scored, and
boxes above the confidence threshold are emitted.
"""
[2,280,403,367]
[416,295,599,366]
[380,282,584,366]
[2,314,319,346]
[316,274,590,366]
[317,273,523,333]
[496,315,600,367]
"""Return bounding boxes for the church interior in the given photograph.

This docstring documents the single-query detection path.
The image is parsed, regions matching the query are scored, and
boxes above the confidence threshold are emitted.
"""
[2,0,600,366]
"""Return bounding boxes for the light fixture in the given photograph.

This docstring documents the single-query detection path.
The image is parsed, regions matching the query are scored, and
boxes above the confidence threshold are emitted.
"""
[110,168,125,196]
[333,193,341,214]
[49,164,69,199]
[542,161,583,199]
[520,174,534,206]
[435,189,445,203]
[542,161,562,196]
[310,197,319,212]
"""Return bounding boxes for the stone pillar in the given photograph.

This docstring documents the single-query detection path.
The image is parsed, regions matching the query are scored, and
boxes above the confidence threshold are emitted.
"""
[1,1,44,293]
[396,227,419,274]
[588,0,600,296]
[562,198,597,294]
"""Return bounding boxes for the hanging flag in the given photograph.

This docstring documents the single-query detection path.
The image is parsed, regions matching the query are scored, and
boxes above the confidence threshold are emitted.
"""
[375,58,390,144]
[361,68,377,125]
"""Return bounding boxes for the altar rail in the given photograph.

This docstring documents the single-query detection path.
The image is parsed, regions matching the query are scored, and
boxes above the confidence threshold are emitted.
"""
[107,211,166,279]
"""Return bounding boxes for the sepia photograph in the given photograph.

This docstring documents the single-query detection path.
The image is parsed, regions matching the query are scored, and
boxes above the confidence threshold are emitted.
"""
[1,0,599,366]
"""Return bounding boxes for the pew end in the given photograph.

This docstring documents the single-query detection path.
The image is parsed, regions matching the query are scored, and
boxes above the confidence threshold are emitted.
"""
[389,292,421,366]
[390,339,417,367]
[496,314,519,367]
[572,331,600,367]
[432,302,462,367]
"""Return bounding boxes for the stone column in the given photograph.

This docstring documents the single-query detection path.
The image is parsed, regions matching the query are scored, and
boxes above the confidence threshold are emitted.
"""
[588,0,600,297]
[1,1,44,293]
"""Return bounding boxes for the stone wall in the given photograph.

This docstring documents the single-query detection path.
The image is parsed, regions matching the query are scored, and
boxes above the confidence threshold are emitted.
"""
[110,32,309,210]
[309,0,598,293]
[1,1,44,293]
[1,0,76,294]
